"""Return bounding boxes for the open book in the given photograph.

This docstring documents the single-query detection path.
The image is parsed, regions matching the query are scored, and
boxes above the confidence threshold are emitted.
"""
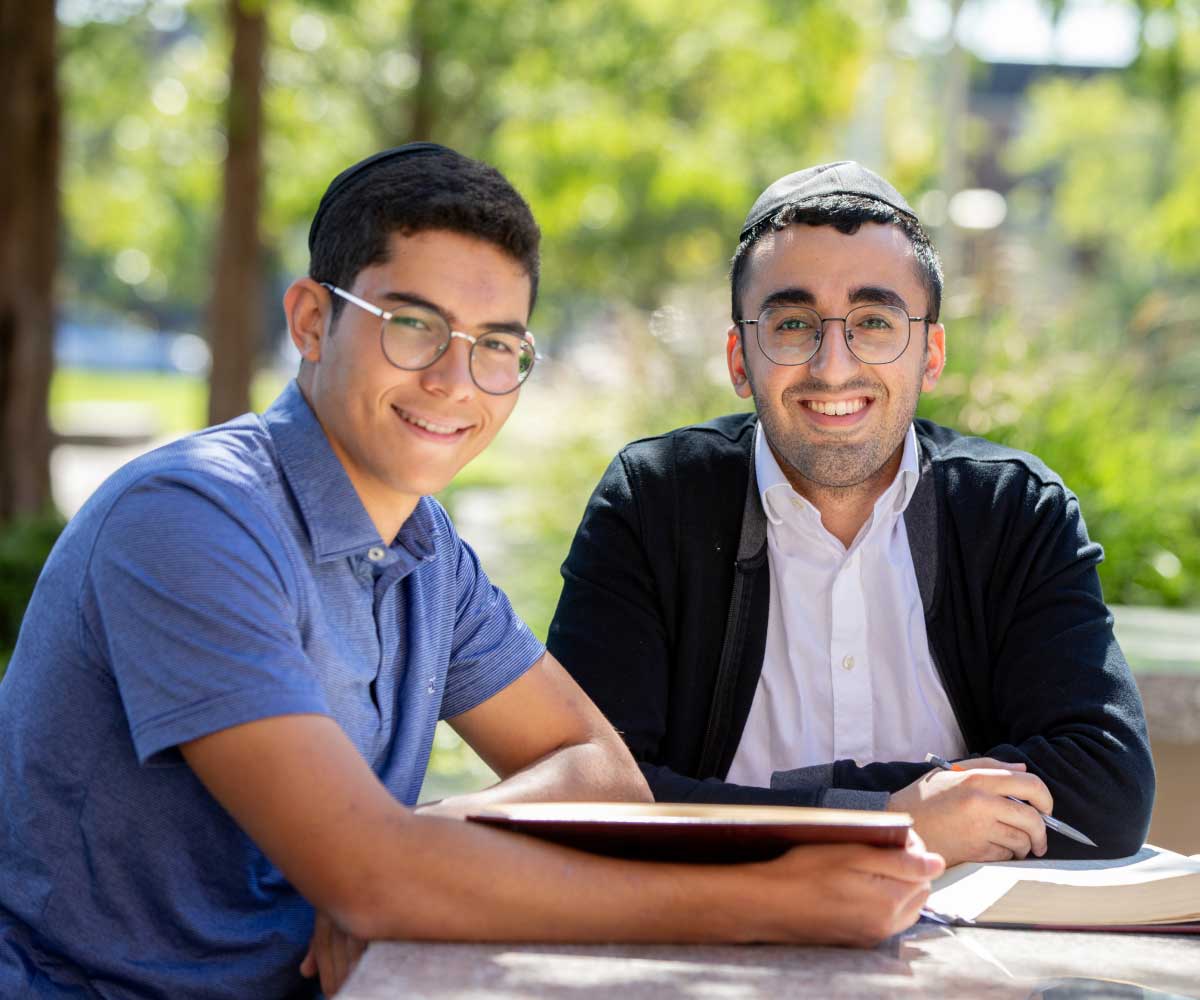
[925,845,1200,933]
[467,802,911,863]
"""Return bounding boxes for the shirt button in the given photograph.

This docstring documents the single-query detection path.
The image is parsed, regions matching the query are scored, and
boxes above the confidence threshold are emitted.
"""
[367,546,386,562]
[841,654,855,671]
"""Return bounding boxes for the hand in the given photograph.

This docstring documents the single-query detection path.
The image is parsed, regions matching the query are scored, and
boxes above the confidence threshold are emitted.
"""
[749,830,945,947]
[887,759,1052,866]
[299,910,367,998]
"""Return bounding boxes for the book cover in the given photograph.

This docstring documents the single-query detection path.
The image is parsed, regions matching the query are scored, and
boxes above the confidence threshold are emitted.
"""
[467,802,912,863]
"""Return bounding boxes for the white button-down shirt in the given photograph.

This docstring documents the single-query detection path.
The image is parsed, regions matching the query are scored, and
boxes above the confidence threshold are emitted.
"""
[724,423,966,787]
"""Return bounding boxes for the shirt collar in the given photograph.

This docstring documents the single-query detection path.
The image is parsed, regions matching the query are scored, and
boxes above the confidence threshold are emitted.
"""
[754,420,921,526]
[890,422,921,517]
[754,422,801,526]
[263,380,438,564]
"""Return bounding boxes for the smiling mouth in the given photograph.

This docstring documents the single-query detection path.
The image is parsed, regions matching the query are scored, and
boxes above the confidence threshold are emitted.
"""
[393,406,470,437]
[803,397,871,416]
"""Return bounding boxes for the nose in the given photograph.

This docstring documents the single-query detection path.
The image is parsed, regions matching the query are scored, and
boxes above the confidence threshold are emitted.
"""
[806,318,862,382]
[418,335,476,400]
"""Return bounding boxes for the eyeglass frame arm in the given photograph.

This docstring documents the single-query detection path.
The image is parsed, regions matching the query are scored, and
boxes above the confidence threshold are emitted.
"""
[319,282,543,362]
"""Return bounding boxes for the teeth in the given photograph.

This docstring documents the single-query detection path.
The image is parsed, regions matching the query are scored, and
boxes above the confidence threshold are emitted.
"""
[805,398,868,416]
[400,410,461,435]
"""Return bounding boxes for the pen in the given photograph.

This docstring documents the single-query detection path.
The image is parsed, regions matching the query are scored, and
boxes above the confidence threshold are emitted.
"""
[923,752,1097,848]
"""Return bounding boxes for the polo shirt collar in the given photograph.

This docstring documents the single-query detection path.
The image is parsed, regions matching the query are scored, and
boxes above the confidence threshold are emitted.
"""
[263,380,391,563]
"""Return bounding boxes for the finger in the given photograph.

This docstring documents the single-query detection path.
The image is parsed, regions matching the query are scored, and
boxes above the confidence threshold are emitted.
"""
[846,844,944,883]
[315,918,335,998]
[334,924,351,994]
[953,757,1026,772]
[905,827,929,854]
[867,872,932,941]
[348,934,367,968]
[988,820,1034,860]
[996,798,1048,856]
[896,879,932,931]
[959,769,1054,815]
[299,945,315,978]
[976,843,1017,863]
[340,937,367,994]
[994,772,1054,815]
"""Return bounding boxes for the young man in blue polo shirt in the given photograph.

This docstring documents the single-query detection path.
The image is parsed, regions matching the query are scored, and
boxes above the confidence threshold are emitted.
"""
[0,145,942,999]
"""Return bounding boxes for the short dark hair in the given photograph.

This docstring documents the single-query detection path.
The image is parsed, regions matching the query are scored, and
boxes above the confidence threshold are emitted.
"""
[309,147,541,324]
[730,194,943,323]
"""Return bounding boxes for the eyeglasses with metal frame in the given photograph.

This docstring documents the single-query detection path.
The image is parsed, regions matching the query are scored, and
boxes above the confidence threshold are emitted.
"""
[736,302,930,367]
[321,282,540,395]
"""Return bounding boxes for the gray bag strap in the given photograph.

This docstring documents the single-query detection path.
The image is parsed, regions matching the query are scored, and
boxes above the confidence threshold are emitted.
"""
[697,457,767,778]
[905,439,937,613]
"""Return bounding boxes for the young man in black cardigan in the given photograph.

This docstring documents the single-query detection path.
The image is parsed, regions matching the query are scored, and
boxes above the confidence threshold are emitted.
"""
[549,162,1154,866]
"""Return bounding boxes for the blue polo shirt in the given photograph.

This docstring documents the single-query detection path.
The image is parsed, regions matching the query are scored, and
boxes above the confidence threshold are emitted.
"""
[0,380,544,999]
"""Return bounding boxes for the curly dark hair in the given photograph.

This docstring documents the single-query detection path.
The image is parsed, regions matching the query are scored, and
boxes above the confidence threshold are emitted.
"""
[309,146,541,324]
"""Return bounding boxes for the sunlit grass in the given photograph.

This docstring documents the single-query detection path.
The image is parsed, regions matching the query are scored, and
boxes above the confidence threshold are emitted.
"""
[49,368,291,435]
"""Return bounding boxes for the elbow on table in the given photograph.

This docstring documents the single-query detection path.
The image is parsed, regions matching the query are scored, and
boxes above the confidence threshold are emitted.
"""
[1088,761,1155,859]
[1113,779,1155,857]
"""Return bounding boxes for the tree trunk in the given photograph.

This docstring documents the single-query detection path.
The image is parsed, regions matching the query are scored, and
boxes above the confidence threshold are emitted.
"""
[409,0,439,141]
[0,1,59,524]
[206,0,266,426]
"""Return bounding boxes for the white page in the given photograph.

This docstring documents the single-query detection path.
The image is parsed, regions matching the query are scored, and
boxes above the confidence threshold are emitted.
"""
[926,845,1200,923]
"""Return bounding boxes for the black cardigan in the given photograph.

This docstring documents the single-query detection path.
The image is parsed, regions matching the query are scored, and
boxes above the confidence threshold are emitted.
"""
[548,412,1155,858]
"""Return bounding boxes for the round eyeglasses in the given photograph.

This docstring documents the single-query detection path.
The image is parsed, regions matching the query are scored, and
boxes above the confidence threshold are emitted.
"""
[737,303,929,367]
[321,283,539,395]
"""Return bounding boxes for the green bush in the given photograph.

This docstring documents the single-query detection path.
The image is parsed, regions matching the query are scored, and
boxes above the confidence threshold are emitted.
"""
[0,511,65,681]
[918,317,1200,608]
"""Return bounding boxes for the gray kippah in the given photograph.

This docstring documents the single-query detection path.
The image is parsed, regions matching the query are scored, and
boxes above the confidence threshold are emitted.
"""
[739,161,917,242]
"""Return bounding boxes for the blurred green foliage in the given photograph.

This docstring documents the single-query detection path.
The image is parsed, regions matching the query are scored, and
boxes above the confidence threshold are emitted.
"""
[0,512,66,681]
[59,0,873,333]
[919,316,1200,608]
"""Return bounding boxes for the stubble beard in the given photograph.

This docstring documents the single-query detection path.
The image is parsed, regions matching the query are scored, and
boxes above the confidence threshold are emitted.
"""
[749,371,922,499]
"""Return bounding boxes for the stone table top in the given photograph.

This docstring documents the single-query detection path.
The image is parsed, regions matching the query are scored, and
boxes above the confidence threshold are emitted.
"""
[337,922,1200,999]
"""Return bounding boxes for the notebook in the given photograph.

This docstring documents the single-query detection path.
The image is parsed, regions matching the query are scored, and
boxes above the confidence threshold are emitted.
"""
[467,801,912,863]
[924,845,1200,933]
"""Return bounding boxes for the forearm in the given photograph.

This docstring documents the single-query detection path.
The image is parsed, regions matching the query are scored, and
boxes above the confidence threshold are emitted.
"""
[345,810,938,948]
[423,732,652,818]
[348,810,750,943]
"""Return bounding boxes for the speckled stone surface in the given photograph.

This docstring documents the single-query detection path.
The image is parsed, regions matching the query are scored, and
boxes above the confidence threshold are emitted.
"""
[338,924,1200,999]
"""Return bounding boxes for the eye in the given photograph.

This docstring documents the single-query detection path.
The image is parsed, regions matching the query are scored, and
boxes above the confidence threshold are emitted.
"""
[852,309,898,330]
[776,315,815,332]
[391,313,433,333]
[479,334,516,355]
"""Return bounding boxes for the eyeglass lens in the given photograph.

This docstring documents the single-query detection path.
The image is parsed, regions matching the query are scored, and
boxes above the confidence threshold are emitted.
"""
[381,306,534,394]
[757,304,912,366]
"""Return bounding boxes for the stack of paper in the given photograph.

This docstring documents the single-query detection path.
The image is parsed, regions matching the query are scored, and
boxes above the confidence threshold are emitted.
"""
[925,846,1200,932]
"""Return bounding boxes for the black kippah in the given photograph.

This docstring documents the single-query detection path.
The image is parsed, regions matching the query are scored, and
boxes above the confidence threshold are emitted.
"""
[307,142,452,252]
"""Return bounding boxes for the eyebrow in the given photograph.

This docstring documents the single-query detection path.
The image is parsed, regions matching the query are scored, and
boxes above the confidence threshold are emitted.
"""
[379,291,529,335]
[756,285,913,314]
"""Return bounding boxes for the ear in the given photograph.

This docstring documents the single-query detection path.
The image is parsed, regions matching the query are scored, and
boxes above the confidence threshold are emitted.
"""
[921,321,946,392]
[284,278,329,364]
[726,324,753,399]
